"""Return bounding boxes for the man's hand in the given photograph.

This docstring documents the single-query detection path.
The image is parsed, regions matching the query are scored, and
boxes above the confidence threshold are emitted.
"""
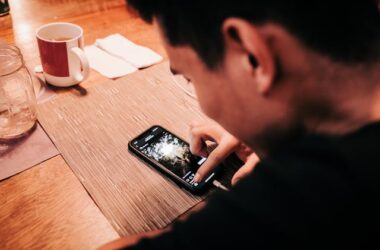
[190,121,259,185]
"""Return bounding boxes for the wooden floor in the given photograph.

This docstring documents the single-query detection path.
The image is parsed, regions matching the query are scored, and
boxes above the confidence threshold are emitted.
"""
[0,0,167,249]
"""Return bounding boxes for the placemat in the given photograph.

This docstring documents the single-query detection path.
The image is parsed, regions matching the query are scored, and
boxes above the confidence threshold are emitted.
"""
[37,62,212,236]
[0,123,59,180]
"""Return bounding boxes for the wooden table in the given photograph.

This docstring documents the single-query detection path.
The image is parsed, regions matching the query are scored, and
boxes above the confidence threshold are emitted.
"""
[0,1,167,249]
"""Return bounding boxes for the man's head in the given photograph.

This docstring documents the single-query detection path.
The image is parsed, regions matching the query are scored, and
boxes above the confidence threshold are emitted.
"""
[128,0,380,154]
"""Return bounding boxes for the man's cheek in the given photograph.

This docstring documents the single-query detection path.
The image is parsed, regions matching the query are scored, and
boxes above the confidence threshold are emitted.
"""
[197,93,222,120]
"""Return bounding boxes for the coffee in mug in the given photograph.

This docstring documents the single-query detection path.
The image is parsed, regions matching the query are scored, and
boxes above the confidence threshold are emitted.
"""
[0,0,10,16]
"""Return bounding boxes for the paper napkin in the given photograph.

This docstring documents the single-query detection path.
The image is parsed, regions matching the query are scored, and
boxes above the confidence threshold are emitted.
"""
[95,33,163,69]
[84,45,138,78]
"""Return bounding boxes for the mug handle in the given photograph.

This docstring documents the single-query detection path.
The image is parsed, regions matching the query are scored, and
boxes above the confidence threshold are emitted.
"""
[71,47,90,83]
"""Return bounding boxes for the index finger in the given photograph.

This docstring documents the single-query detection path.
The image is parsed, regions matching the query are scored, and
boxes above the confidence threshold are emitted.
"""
[193,139,238,183]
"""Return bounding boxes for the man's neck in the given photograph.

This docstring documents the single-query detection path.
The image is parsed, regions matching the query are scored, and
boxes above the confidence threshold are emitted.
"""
[304,63,380,136]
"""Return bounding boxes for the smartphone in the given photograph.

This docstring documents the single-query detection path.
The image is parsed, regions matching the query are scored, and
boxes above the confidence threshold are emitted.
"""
[128,125,219,194]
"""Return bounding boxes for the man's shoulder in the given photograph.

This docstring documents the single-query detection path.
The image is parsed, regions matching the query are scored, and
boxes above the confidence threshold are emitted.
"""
[263,122,380,193]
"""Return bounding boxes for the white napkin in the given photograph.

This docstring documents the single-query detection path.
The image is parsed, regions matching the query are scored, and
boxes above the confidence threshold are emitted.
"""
[96,33,163,69]
[84,45,138,78]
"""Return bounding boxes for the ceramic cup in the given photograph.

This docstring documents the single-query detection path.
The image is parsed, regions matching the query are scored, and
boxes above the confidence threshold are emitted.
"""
[36,22,90,87]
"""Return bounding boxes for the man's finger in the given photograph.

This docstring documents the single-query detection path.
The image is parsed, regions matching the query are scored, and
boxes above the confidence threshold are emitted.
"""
[231,154,260,186]
[189,127,214,156]
[194,139,238,182]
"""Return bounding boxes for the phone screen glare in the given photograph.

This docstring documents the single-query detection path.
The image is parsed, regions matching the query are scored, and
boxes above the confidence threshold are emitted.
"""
[137,130,205,186]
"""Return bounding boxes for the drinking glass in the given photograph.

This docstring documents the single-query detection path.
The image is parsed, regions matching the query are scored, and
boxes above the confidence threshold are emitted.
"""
[0,44,37,141]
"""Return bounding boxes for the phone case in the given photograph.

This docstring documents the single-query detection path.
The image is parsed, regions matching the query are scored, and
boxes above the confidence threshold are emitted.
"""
[128,125,214,194]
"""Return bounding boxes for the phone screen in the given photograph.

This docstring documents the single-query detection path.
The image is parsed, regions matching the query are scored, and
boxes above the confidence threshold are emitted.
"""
[130,126,215,189]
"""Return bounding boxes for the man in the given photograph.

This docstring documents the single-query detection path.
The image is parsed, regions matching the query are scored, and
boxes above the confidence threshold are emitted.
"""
[101,0,380,249]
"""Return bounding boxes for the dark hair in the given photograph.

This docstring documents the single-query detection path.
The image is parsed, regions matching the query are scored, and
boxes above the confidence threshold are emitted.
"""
[128,0,380,68]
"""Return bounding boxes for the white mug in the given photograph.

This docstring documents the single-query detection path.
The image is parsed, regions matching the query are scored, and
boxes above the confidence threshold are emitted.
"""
[36,22,90,87]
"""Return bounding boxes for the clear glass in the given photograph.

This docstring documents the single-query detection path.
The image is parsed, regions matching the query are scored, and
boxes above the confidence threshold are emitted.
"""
[0,44,37,141]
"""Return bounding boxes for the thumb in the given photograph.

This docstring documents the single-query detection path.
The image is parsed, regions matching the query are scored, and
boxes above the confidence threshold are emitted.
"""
[231,154,259,186]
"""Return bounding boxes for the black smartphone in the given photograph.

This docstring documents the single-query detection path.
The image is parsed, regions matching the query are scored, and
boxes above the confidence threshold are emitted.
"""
[128,125,219,194]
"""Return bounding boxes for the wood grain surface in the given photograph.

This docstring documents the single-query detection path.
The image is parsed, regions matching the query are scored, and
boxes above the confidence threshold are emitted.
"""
[37,62,211,236]
[0,155,119,250]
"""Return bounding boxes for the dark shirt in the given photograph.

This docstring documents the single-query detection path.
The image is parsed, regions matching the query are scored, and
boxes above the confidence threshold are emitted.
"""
[128,122,380,249]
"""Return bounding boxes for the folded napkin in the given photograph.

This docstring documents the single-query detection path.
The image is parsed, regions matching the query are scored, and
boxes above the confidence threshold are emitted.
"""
[85,45,138,79]
[96,33,163,69]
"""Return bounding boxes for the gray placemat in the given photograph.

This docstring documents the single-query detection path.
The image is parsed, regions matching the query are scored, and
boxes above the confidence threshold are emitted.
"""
[0,123,59,180]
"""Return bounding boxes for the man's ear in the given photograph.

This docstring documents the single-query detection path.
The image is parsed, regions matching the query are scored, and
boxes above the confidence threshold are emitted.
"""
[222,18,276,95]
